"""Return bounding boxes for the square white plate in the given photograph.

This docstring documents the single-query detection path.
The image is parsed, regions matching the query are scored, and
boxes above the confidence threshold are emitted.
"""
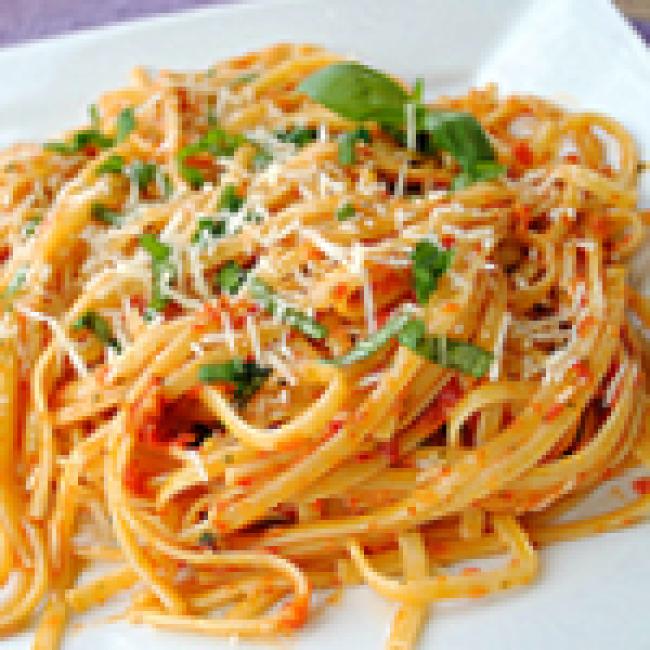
[1,0,649,648]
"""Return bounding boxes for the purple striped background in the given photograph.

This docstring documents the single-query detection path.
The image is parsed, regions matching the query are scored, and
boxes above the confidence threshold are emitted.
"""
[0,0,648,48]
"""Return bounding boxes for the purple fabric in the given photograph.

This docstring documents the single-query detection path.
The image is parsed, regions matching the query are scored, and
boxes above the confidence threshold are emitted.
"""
[0,1,648,49]
[0,0,231,47]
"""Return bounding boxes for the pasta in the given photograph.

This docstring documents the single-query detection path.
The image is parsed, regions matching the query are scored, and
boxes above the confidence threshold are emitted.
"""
[0,42,649,649]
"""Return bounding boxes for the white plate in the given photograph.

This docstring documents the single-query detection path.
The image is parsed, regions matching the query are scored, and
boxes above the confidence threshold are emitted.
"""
[1,0,649,648]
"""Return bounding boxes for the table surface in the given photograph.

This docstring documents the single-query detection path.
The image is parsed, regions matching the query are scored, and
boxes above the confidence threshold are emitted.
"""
[0,0,648,48]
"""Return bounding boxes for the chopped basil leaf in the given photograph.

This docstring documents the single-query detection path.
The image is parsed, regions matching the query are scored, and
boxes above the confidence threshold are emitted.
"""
[115,107,136,143]
[218,184,244,213]
[336,202,355,221]
[22,214,43,237]
[199,358,272,405]
[88,104,100,130]
[397,318,492,378]
[298,62,408,129]
[140,233,176,312]
[96,154,125,175]
[338,126,372,166]
[249,276,328,340]
[411,241,454,304]
[91,202,121,226]
[128,160,158,192]
[192,217,226,244]
[252,147,273,171]
[244,209,263,224]
[73,310,121,352]
[44,129,114,155]
[275,126,319,148]
[451,161,506,191]
[328,311,410,366]
[198,531,218,549]
[216,261,247,295]
[177,126,246,188]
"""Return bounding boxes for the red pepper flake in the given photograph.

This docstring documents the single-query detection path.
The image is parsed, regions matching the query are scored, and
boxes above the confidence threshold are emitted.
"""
[632,477,650,496]
[513,141,534,166]
[571,360,592,382]
[543,402,564,422]
[461,566,481,576]
[563,153,580,164]
[441,234,456,249]
[129,294,146,315]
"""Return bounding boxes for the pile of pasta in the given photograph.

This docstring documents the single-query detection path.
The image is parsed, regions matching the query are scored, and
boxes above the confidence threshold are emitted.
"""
[0,43,649,649]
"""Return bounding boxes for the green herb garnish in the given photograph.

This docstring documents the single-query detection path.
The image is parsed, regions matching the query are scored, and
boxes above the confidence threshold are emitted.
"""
[89,104,100,130]
[336,202,356,221]
[192,217,226,244]
[128,160,158,192]
[328,311,411,366]
[451,160,506,191]
[397,318,492,378]
[96,154,125,175]
[139,233,176,312]
[199,358,272,405]
[115,107,136,143]
[177,126,246,188]
[2,267,28,306]
[90,202,121,226]
[198,531,218,549]
[216,261,247,295]
[298,62,501,187]
[218,184,244,213]
[44,129,114,155]
[338,126,371,166]
[411,241,454,304]
[231,71,259,87]
[22,214,43,237]
[275,126,319,148]
[249,277,328,340]
[73,310,121,352]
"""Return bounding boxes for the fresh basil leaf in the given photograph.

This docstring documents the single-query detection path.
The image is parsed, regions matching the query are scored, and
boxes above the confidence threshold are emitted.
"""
[336,202,355,221]
[412,241,454,304]
[451,161,506,191]
[140,234,176,312]
[96,154,125,175]
[73,310,121,352]
[91,202,121,226]
[338,126,372,166]
[216,261,247,295]
[397,318,492,378]
[22,214,43,237]
[328,311,411,366]
[298,62,408,128]
[420,110,495,173]
[192,217,226,244]
[199,358,272,405]
[249,277,328,340]
[275,126,319,148]
[115,107,136,143]
[252,147,273,171]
